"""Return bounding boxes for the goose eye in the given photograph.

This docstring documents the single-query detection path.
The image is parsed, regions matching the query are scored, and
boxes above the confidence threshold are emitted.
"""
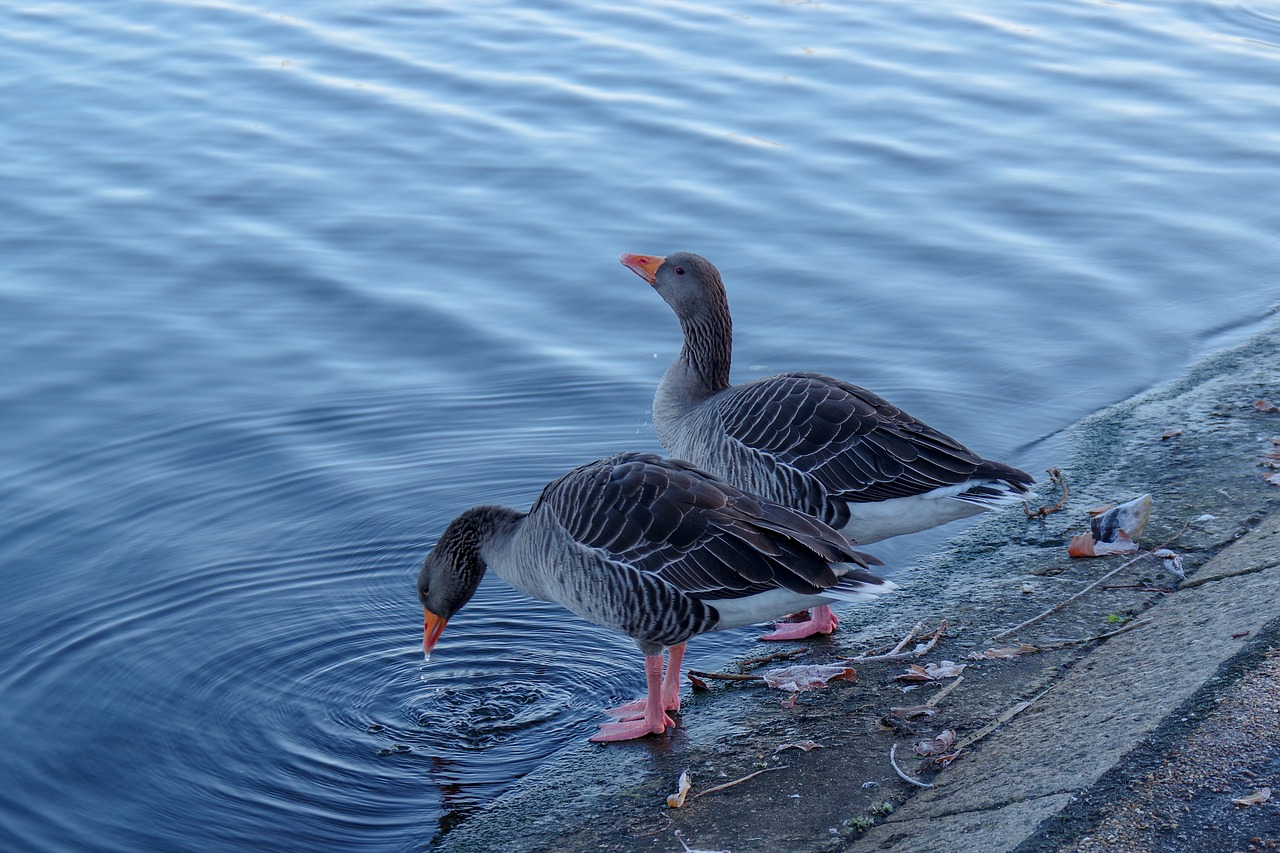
[674,266,685,275]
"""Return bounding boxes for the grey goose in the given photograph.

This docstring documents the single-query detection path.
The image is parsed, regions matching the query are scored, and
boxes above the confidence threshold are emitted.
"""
[620,251,1034,640]
[417,451,893,742]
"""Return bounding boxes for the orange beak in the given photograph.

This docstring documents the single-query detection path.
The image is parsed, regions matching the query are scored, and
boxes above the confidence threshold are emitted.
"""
[422,608,448,656]
[620,253,664,285]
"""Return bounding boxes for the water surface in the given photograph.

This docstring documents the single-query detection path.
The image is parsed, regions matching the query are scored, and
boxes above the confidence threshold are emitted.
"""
[2,0,1278,848]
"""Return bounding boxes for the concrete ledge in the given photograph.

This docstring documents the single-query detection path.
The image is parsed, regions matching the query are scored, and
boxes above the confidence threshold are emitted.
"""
[868,794,1074,853]
[851,512,1280,853]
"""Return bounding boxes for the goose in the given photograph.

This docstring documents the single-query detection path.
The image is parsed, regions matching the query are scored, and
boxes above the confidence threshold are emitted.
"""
[417,451,893,742]
[620,252,1034,641]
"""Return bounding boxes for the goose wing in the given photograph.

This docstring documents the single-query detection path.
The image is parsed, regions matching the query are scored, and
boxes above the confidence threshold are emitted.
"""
[714,372,1032,504]
[530,452,880,600]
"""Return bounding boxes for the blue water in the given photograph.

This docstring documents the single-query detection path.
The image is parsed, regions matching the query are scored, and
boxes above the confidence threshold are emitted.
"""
[2,0,1278,849]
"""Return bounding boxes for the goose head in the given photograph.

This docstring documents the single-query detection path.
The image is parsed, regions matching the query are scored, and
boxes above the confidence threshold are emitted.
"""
[417,506,510,657]
[620,251,729,328]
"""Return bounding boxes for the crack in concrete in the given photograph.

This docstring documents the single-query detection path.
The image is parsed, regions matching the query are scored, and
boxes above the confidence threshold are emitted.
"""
[1179,560,1279,589]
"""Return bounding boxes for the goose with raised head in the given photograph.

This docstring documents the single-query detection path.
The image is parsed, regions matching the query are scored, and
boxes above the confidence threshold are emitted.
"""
[620,251,1034,641]
[417,451,893,742]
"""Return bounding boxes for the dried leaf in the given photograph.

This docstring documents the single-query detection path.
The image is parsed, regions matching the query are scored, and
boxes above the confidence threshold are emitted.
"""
[762,664,857,691]
[926,661,967,678]
[667,769,692,808]
[895,661,966,682]
[968,644,1041,661]
[1232,787,1272,807]
[1068,531,1098,557]
[774,740,825,754]
[687,672,709,691]
[1256,400,1279,413]
[933,750,963,768]
[916,729,956,756]
[1265,472,1280,488]
[894,664,932,682]
[1068,529,1138,558]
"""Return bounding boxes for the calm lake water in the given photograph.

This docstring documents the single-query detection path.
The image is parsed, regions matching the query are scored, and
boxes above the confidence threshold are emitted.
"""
[2,0,1278,849]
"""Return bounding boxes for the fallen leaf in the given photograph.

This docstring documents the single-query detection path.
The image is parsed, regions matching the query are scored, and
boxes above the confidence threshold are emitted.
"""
[1265,472,1280,488]
[916,729,956,757]
[933,750,963,768]
[1256,400,1279,413]
[895,661,967,682]
[688,672,709,691]
[1152,548,1186,579]
[967,644,1041,661]
[762,664,857,691]
[894,665,932,682]
[774,740,825,754]
[667,769,692,808]
[1068,529,1138,558]
[1160,429,1182,440]
[1232,787,1272,807]
[928,661,966,678]
[1067,531,1097,557]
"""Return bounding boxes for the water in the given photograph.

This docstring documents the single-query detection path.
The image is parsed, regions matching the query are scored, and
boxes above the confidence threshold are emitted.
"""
[2,0,1278,848]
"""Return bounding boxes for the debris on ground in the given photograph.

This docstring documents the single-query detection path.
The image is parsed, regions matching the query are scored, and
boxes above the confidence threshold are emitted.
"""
[761,664,857,691]
[667,770,692,808]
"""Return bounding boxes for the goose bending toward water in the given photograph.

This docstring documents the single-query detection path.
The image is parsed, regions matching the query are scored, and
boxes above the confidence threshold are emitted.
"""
[620,252,1034,641]
[417,451,893,742]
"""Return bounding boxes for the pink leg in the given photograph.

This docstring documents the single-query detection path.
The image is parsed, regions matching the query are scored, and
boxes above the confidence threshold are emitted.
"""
[758,605,839,641]
[603,642,686,720]
[660,642,685,713]
[591,652,675,742]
